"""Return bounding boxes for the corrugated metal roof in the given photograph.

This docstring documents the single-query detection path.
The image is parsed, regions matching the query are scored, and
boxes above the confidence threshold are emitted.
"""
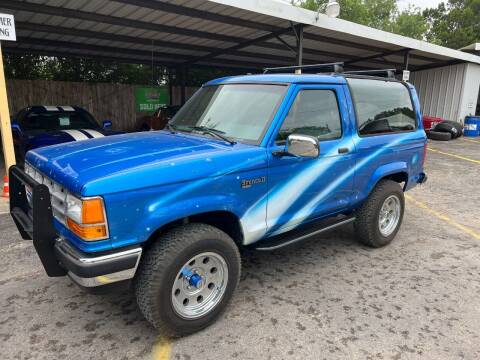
[2,0,479,72]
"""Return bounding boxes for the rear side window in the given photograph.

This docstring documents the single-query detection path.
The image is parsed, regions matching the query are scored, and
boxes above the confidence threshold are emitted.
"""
[348,78,416,136]
[276,89,342,144]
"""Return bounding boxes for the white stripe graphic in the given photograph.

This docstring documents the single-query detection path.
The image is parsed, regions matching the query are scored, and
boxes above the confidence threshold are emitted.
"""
[62,129,89,141]
[82,129,105,138]
[43,106,59,111]
[60,106,75,111]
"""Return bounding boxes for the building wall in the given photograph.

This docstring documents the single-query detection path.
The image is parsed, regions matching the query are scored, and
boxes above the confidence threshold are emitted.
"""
[410,63,480,122]
[410,63,466,121]
[457,63,480,120]
[6,79,197,131]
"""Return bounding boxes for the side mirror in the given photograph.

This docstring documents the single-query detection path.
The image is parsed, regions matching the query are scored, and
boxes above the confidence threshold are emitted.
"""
[286,134,319,158]
[103,120,112,129]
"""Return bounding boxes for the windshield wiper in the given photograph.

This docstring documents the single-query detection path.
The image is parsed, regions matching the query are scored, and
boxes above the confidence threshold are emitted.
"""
[165,122,177,133]
[188,126,237,145]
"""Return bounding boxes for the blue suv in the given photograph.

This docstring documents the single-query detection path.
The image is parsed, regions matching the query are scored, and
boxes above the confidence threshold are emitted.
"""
[10,64,427,336]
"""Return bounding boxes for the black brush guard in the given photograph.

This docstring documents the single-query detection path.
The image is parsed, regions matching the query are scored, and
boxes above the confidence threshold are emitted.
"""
[9,165,67,277]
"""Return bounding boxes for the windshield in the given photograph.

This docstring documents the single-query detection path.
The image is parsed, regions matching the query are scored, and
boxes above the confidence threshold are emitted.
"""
[171,84,287,144]
[20,110,100,131]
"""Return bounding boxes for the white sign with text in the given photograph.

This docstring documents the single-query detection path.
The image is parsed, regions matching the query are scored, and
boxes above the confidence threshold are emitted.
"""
[0,14,16,41]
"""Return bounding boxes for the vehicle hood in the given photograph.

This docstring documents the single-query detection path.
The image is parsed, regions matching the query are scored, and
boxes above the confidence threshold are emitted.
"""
[23,129,123,150]
[25,131,266,196]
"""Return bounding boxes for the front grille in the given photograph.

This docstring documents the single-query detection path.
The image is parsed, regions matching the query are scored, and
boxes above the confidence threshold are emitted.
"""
[24,163,68,224]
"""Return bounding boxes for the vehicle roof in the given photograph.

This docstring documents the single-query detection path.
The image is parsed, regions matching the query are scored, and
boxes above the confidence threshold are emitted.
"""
[23,105,86,113]
[206,73,349,86]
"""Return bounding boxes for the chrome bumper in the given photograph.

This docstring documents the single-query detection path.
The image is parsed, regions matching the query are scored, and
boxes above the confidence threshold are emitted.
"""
[54,238,142,288]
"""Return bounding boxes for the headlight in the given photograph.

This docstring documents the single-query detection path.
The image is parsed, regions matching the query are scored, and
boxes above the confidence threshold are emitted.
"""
[66,194,108,241]
[66,194,83,223]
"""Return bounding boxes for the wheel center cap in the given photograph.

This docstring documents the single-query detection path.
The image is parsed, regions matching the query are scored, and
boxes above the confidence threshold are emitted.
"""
[189,273,203,288]
[181,268,203,289]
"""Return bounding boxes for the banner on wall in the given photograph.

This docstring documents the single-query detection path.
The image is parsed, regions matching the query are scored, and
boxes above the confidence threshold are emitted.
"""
[135,87,169,113]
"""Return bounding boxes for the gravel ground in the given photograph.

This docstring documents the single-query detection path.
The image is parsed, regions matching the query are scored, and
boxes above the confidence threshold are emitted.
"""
[1,138,479,360]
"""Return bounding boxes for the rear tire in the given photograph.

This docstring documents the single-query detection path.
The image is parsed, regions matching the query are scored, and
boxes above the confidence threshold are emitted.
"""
[440,120,463,138]
[354,180,405,248]
[433,122,459,138]
[134,223,241,337]
[426,130,452,141]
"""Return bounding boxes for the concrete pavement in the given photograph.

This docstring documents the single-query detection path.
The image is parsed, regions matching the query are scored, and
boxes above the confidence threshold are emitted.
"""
[1,138,479,360]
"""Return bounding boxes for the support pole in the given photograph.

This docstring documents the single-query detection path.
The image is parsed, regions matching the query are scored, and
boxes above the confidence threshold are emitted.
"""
[168,68,173,106]
[0,43,15,175]
[403,49,410,71]
[180,66,187,105]
[295,24,304,74]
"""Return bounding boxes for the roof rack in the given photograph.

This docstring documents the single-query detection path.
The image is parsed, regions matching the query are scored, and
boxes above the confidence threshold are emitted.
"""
[344,69,397,79]
[263,62,344,74]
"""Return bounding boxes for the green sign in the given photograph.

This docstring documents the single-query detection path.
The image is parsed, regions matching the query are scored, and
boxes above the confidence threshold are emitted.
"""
[135,87,169,113]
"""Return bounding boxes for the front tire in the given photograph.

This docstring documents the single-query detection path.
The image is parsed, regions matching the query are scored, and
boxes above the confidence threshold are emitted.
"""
[354,180,405,248]
[134,223,241,337]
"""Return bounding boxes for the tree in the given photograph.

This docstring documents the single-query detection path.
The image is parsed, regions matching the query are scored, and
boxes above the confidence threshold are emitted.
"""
[392,6,428,40]
[424,0,480,49]
[298,0,427,40]
[4,54,163,85]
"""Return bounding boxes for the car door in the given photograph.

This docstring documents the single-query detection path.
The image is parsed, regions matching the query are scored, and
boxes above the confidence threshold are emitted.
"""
[266,84,356,235]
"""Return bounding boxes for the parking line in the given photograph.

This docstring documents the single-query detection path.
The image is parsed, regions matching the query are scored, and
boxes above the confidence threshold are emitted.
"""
[462,138,480,144]
[152,337,172,360]
[405,194,480,241]
[428,147,480,165]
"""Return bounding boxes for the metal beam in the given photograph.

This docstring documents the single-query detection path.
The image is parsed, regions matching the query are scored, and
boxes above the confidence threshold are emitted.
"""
[0,0,243,44]
[17,21,356,65]
[15,21,403,68]
[179,67,187,105]
[412,59,464,72]
[14,37,193,62]
[184,24,308,66]
[16,22,300,65]
[5,40,283,70]
[345,48,409,66]
[1,0,441,66]
[274,35,297,55]
[295,24,304,67]
[111,0,438,63]
[112,0,279,33]
[16,22,211,54]
[32,32,403,70]
[6,2,411,68]
[404,49,410,70]
[2,46,263,72]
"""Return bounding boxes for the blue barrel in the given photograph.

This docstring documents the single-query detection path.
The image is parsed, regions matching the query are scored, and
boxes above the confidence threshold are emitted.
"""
[464,116,480,137]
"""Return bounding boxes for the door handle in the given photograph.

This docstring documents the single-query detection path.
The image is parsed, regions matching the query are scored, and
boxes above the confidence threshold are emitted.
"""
[338,147,350,154]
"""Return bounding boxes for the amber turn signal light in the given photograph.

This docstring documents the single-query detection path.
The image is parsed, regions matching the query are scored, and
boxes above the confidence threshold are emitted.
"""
[67,218,107,240]
[82,198,105,224]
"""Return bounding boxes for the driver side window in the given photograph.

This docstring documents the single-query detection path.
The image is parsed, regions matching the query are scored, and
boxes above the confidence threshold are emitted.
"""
[276,89,342,144]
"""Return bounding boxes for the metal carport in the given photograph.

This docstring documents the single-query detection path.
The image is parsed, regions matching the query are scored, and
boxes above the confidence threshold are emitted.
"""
[1,0,480,174]
[3,0,480,73]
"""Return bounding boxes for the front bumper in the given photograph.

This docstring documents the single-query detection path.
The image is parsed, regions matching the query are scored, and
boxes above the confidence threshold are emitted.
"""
[9,165,142,287]
[418,172,428,184]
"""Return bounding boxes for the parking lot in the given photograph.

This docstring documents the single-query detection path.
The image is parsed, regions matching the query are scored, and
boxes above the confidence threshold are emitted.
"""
[1,138,479,360]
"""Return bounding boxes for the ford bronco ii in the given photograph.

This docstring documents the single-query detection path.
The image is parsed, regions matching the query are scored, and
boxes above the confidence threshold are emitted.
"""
[10,64,427,336]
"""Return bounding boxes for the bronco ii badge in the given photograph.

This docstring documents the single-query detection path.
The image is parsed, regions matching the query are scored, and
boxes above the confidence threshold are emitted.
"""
[241,176,266,189]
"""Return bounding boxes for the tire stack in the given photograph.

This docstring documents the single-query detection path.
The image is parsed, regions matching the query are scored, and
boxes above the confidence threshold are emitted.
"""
[426,120,463,141]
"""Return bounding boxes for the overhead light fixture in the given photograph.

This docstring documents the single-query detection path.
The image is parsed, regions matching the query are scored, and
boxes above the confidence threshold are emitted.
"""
[325,0,340,18]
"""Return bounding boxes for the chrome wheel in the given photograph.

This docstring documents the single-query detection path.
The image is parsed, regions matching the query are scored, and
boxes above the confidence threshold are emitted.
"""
[171,252,228,319]
[378,195,401,237]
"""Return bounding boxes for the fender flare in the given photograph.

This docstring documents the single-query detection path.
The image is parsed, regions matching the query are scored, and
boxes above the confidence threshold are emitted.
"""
[366,161,409,195]
[138,195,247,243]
